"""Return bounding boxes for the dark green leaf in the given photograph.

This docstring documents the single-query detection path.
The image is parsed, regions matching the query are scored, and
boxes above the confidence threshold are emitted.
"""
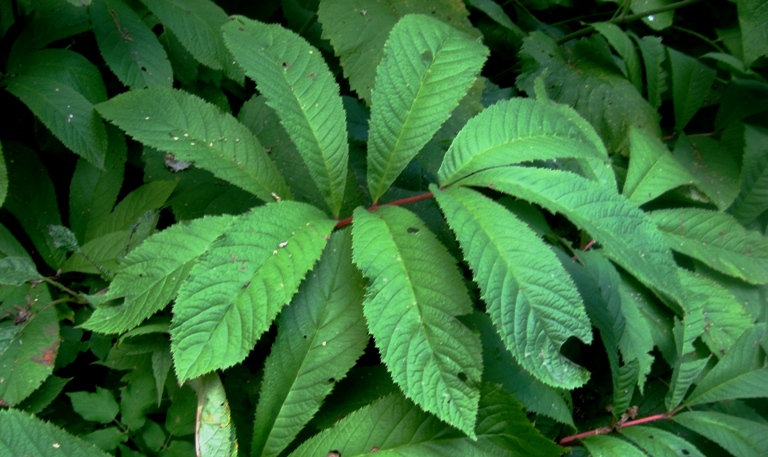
[67,387,120,424]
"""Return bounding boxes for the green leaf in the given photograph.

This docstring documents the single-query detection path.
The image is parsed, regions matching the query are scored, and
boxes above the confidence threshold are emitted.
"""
[90,0,172,89]
[666,317,709,410]
[623,126,697,205]
[5,57,107,167]
[67,387,120,424]
[592,22,643,92]
[616,278,655,392]
[69,127,127,243]
[459,167,685,305]
[289,386,563,456]
[18,375,71,414]
[7,3,90,65]
[0,257,42,286]
[432,186,592,388]
[668,48,716,130]
[621,426,706,457]
[737,0,768,67]
[89,180,176,240]
[438,98,610,187]
[0,408,111,457]
[83,428,127,452]
[632,34,667,109]
[171,202,335,382]
[84,215,234,334]
[222,16,349,216]
[96,87,289,202]
[673,411,768,457]
[351,205,482,437]
[649,208,768,284]
[517,32,660,153]
[0,286,58,406]
[317,0,476,104]
[730,124,768,224]
[0,141,6,209]
[189,373,237,456]
[251,230,368,457]
[467,0,525,37]
[583,434,648,456]
[366,14,488,202]
[138,0,238,79]
[685,324,768,407]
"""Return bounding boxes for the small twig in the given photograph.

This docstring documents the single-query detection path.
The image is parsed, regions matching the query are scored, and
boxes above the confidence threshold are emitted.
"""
[334,191,435,229]
[559,412,673,445]
[41,277,88,304]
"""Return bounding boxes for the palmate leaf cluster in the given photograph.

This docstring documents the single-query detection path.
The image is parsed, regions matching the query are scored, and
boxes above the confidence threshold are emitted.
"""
[0,0,767,456]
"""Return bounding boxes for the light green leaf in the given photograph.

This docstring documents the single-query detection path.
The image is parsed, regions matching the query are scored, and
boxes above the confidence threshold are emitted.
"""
[685,324,768,407]
[90,180,176,240]
[83,215,234,334]
[730,124,768,224]
[69,127,127,243]
[632,34,667,109]
[432,186,592,388]
[459,167,685,305]
[668,48,716,130]
[583,434,648,456]
[0,408,111,457]
[673,411,768,457]
[289,386,563,457]
[189,373,237,456]
[672,133,741,211]
[351,205,482,437]
[0,257,42,286]
[0,285,58,406]
[621,426,706,457]
[366,14,488,202]
[90,0,172,89]
[623,126,696,205]
[317,0,476,104]
[222,16,348,216]
[592,22,643,91]
[737,0,768,67]
[67,387,119,424]
[252,230,367,457]
[138,0,239,80]
[650,208,768,284]
[96,87,289,202]
[171,202,335,382]
[438,98,610,187]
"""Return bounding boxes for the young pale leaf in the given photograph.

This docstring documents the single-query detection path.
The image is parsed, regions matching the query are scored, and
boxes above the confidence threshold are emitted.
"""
[317,0,476,104]
[171,202,335,382]
[67,387,120,424]
[432,186,592,388]
[351,205,481,437]
[251,230,368,457]
[90,0,172,89]
[680,269,754,356]
[459,167,685,305]
[684,324,768,407]
[737,0,768,67]
[592,22,643,91]
[673,411,768,457]
[96,87,289,202]
[83,215,234,334]
[650,208,768,284]
[730,124,768,224]
[189,373,237,456]
[366,14,488,202]
[623,126,696,205]
[222,16,349,216]
[289,386,563,457]
[0,409,111,457]
[668,48,716,130]
[438,98,610,187]
[582,434,648,457]
[0,285,58,406]
[621,426,706,457]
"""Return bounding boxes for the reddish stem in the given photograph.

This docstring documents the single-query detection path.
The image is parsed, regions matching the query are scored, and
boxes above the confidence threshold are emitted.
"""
[334,191,435,229]
[559,412,672,445]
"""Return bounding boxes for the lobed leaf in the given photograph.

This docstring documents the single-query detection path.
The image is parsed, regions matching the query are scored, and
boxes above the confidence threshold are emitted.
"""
[222,16,349,216]
[673,411,768,457]
[433,186,592,388]
[288,386,563,457]
[0,409,110,457]
[171,202,335,382]
[90,0,173,89]
[438,98,610,187]
[96,87,289,202]
[83,215,235,334]
[366,14,488,202]
[351,205,482,437]
[649,208,768,284]
[251,230,368,457]
[668,48,716,130]
[460,167,685,305]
